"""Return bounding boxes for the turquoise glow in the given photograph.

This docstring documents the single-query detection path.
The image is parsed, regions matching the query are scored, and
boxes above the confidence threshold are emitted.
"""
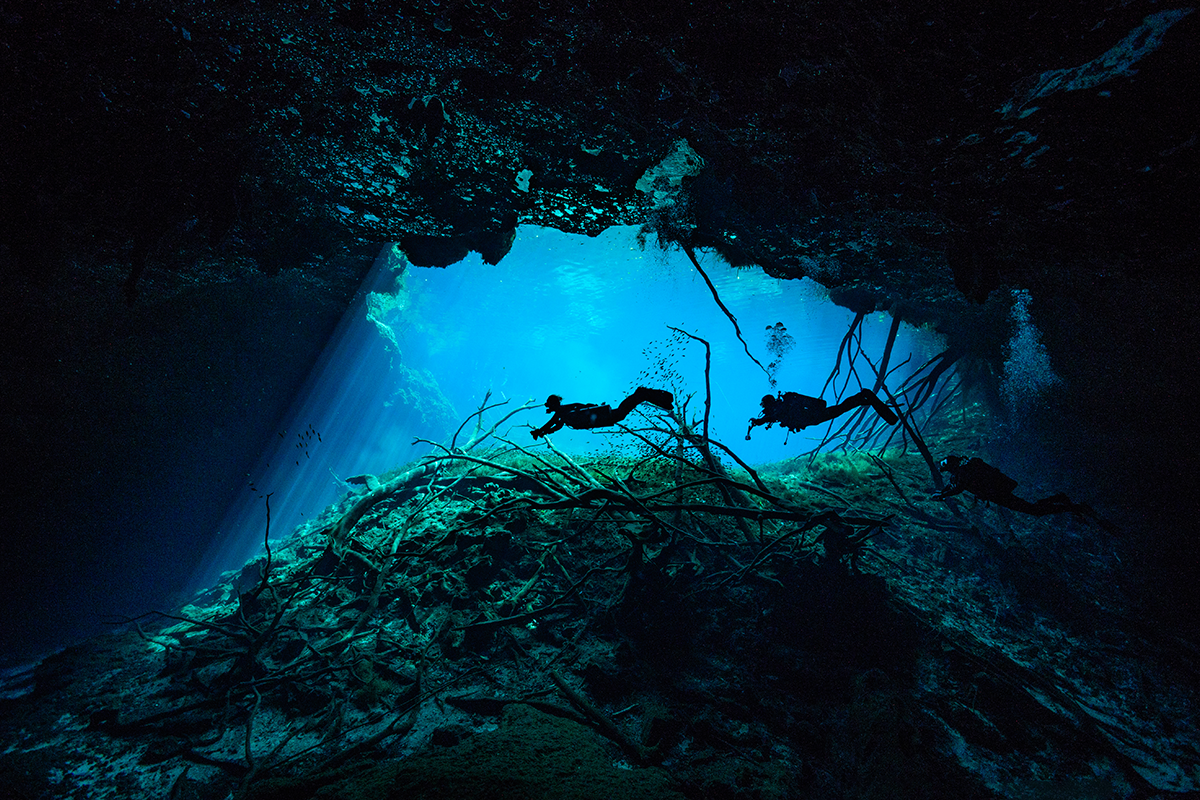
[194,226,940,589]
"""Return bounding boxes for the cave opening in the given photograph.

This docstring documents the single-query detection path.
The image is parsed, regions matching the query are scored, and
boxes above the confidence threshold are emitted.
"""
[194,226,947,590]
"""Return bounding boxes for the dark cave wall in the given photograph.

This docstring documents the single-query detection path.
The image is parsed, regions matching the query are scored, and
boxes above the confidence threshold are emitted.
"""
[1019,272,1200,623]
[5,0,1195,297]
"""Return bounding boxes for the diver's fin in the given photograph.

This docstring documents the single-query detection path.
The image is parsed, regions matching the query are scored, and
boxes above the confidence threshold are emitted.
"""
[635,387,674,411]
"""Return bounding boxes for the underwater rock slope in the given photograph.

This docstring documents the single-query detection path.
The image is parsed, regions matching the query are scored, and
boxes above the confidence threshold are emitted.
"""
[2,401,1197,799]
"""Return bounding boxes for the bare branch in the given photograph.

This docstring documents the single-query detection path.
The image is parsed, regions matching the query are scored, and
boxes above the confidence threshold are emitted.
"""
[680,244,769,379]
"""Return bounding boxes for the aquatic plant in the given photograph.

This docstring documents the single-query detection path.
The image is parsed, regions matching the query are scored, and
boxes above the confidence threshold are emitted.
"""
[804,450,875,488]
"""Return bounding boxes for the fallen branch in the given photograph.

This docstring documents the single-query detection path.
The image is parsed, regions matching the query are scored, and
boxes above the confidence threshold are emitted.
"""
[549,669,648,764]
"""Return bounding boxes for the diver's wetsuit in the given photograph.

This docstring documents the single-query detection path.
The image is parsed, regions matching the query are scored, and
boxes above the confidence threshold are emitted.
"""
[935,456,1085,516]
[746,389,897,440]
[531,386,673,439]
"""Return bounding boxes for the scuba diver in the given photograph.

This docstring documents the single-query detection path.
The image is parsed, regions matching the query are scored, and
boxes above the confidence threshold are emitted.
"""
[531,386,674,439]
[745,389,898,440]
[933,455,1095,518]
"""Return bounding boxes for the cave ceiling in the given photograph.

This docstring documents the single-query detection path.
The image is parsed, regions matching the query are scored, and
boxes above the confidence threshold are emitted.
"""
[4,0,1196,316]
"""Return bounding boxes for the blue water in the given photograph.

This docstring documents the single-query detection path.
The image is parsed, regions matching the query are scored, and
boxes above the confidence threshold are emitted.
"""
[192,226,941,590]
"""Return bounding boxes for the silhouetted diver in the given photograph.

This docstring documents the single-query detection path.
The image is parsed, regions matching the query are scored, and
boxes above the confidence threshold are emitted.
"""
[933,455,1098,519]
[531,387,674,439]
[745,389,897,440]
